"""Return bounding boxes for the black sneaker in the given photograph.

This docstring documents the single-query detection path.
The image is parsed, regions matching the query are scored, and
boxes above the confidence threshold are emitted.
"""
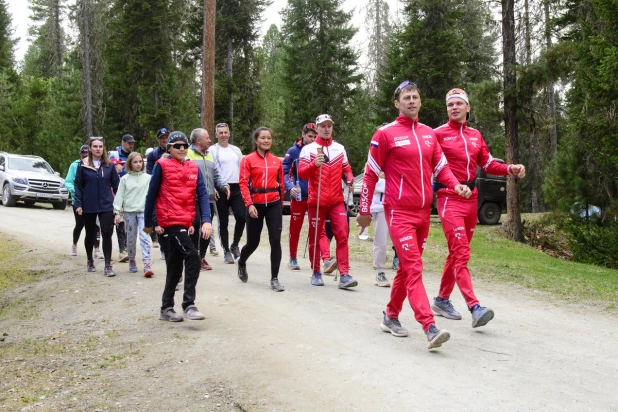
[426,324,450,349]
[236,258,248,282]
[231,244,241,260]
[380,311,408,337]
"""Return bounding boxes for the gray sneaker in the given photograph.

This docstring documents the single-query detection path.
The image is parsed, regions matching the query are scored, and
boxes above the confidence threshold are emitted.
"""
[95,248,104,259]
[470,304,494,328]
[224,251,234,264]
[426,324,450,349]
[70,244,77,256]
[160,307,183,322]
[338,274,358,289]
[231,244,241,260]
[375,272,390,287]
[104,266,116,277]
[431,297,462,320]
[288,258,300,270]
[270,278,285,292]
[323,258,337,274]
[183,305,205,320]
[311,272,324,286]
[87,260,96,273]
[209,246,219,256]
[236,258,248,282]
[380,311,408,337]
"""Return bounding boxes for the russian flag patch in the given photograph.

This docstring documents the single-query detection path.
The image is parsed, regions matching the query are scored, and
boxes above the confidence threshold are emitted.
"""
[370,140,379,147]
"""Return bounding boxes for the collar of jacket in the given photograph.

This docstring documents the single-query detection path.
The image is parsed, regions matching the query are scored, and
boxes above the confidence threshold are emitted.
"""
[255,149,271,159]
[189,144,206,156]
[315,136,333,147]
[128,170,144,175]
[396,114,420,128]
[295,138,303,148]
[447,118,467,129]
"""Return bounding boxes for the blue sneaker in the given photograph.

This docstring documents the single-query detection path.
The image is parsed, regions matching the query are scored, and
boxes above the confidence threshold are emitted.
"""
[431,297,462,320]
[323,258,337,274]
[426,324,450,349]
[470,304,494,328]
[311,272,324,286]
[392,256,399,270]
[338,274,358,289]
[288,258,300,270]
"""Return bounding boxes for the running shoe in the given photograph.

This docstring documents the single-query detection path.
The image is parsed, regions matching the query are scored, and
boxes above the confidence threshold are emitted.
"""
[70,245,77,256]
[104,265,116,277]
[311,272,324,286]
[432,297,462,320]
[426,324,450,349]
[160,250,166,260]
[375,272,390,287]
[87,260,96,273]
[338,274,358,289]
[209,246,219,256]
[143,263,154,278]
[380,311,408,337]
[129,260,138,273]
[224,251,234,264]
[236,258,248,282]
[95,248,104,259]
[152,240,160,248]
[470,304,494,328]
[270,278,285,292]
[288,258,300,270]
[231,244,241,260]
[119,251,129,262]
[201,258,212,270]
[183,305,205,320]
[323,258,337,274]
[160,307,183,322]
[392,256,399,270]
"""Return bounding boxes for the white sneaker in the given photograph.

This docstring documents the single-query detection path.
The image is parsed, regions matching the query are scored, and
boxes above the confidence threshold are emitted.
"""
[70,245,77,256]
[95,248,104,259]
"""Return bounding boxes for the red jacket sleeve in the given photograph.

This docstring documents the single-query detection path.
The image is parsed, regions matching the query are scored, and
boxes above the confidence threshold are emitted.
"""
[432,139,460,189]
[360,129,387,215]
[477,136,512,176]
[239,155,253,207]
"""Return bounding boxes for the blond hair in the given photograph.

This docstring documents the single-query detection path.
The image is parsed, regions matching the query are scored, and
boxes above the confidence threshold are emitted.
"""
[125,152,144,173]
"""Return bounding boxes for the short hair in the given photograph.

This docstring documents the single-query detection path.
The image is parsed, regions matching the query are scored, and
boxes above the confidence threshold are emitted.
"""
[393,80,420,101]
[190,128,208,144]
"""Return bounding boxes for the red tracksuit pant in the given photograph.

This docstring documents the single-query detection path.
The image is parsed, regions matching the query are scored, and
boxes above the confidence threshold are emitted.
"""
[437,193,479,308]
[307,203,349,274]
[289,199,330,260]
[385,208,434,332]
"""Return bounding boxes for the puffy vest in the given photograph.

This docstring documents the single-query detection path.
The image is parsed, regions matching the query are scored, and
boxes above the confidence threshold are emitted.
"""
[155,157,199,228]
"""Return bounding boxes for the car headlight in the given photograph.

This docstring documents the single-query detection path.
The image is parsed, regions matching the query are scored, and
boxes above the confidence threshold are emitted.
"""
[12,176,28,185]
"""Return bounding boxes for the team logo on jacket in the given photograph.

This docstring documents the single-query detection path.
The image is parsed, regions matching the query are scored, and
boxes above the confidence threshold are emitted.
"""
[422,135,432,139]
[424,141,432,147]
[371,140,379,147]
[444,136,458,141]
[394,136,411,147]
[189,174,197,180]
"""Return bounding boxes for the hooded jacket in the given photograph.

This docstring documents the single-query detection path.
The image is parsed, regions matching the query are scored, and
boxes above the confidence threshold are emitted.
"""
[73,161,120,214]
[282,138,309,200]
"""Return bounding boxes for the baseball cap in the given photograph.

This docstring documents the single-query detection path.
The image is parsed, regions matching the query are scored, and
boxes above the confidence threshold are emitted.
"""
[79,145,89,157]
[156,128,170,138]
[315,114,334,125]
[122,134,136,143]
[110,158,125,166]
[166,131,189,147]
[303,123,317,133]
[446,88,469,104]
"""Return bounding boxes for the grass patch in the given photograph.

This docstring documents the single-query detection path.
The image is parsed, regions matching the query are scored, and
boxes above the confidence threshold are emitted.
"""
[0,234,43,293]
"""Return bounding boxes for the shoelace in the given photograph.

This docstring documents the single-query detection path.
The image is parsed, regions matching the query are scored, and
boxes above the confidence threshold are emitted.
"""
[392,318,403,328]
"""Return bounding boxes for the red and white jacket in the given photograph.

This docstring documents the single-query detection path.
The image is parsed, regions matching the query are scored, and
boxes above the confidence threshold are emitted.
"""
[434,119,511,198]
[360,115,460,214]
[239,151,284,207]
[298,136,353,207]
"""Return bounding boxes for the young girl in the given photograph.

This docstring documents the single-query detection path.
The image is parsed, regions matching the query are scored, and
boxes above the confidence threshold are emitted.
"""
[74,137,120,276]
[113,152,153,277]
[237,127,285,292]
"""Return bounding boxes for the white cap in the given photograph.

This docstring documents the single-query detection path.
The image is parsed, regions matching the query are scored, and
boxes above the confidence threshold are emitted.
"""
[445,88,469,104]
[316,114,334,125]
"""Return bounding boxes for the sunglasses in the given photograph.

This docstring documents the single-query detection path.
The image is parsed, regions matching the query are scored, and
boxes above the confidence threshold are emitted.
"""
[216,123,229,128]
[171,143,189,150]
[394,80,418,95]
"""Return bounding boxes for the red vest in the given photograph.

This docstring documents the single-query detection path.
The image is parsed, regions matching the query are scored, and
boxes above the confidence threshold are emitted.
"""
[155,157,198,228]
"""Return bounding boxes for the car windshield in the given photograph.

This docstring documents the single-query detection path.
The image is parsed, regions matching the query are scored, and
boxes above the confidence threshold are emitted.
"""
[8,157,54,174]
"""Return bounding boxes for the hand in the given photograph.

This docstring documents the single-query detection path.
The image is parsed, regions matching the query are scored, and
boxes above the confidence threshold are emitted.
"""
[511,164,526,178]
[314,153,325,167]
[356,214,372,231]
[188,226,195,235]
[75,207,82,215]
[454,184,472,199]
[214,190,220,201]
[224,186,231,199]
[143,226,153,234]
[347,181,354,190]
[155,226,164,235]
[114,215,121,226]
[201,222,213,240]
[290,187,301,198]
[248,205,258,218]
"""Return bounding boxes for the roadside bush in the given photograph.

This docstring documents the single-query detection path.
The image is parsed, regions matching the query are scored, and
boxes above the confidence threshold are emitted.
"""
[562,215,618,269]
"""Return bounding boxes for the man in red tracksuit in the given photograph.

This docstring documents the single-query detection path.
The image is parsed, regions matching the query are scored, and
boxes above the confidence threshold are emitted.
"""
[299,114,358,289]
[356,81,471,349]
[431,88,526,328]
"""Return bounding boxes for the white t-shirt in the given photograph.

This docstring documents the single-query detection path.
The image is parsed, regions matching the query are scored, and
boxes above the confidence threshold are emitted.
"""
[93,160,101,169]
[217,145,241,183]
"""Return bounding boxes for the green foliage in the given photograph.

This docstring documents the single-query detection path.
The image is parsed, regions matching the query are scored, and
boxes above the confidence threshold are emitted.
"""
[562,216,618,269]
[27,0,66,78]
[0,0,16,72]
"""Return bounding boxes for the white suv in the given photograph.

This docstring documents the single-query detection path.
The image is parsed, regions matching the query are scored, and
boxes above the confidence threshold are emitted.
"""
[0,152,69,210]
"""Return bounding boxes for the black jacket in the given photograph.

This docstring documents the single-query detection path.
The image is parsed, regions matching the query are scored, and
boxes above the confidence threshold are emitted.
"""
[73,162,120,213]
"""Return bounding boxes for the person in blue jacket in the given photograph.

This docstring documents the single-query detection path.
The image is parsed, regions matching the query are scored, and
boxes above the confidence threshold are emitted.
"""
[74,137,120,277]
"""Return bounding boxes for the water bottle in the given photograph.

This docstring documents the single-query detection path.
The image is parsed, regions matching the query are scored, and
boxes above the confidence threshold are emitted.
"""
[294,180,302,201]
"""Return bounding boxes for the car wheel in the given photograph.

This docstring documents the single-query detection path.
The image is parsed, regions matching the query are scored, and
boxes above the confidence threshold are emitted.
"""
[350,197,360,216]
[53,200,68,210]
[2,184,17,207]
[478,201,501,225]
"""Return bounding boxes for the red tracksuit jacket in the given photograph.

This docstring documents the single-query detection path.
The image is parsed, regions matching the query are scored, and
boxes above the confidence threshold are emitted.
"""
[239,151,284,207]
[360,115,460,214]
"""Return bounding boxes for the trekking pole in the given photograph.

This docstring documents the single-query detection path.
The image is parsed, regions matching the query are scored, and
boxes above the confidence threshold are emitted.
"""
[311,147,323,275]
[303,234,309,258]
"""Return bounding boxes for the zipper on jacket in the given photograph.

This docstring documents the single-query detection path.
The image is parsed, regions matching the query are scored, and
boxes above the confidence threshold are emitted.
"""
[411,124,425,207]
[460,123,471,181]
[398,175,404,199]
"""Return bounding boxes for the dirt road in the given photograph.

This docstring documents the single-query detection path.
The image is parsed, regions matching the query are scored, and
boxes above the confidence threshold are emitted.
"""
[1,205,617,411]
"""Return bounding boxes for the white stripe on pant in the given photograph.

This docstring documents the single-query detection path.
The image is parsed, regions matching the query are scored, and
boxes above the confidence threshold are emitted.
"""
[124,212,151,265]
[372,210,389,270]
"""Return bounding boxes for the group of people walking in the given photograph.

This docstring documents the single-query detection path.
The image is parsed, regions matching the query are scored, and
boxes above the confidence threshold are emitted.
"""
[63,81,525,350]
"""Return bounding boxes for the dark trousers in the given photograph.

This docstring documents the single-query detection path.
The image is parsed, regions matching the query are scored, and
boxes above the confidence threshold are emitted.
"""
[116,221,126,252]
[83,211,114,264]
[191,201,216,259]
[216,183,246,251]
[161,226,201,311]
[73,209,100,248]
[239,203,282,279]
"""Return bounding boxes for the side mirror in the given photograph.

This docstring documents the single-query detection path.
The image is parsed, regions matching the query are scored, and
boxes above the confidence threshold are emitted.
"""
[55,171,60,176]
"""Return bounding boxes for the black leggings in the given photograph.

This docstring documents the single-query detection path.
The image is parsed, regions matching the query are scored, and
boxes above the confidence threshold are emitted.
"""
[216,183,246,251]
[239,203,282,279]
[83,211,114,264]
[73,209,100,248]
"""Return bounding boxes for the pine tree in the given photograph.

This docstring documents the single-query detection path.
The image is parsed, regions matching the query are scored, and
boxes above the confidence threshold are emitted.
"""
[0,0,16,73]
[363,0,391,94]
[28,0,66,78]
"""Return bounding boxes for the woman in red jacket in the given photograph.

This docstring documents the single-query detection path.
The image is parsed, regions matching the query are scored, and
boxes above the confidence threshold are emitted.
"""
[237,127,285,292]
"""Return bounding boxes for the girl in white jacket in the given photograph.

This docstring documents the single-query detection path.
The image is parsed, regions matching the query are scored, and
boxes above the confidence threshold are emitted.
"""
[113,152,153,276]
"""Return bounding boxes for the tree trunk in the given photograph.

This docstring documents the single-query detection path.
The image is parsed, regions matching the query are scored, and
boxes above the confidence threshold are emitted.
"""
[227,35,233,143]
[202,0,216,137]
[502,0,523,241]
[81,0,93,140]
[53,0,62,75]
[525,0,540,212]
[545,0,558,157]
